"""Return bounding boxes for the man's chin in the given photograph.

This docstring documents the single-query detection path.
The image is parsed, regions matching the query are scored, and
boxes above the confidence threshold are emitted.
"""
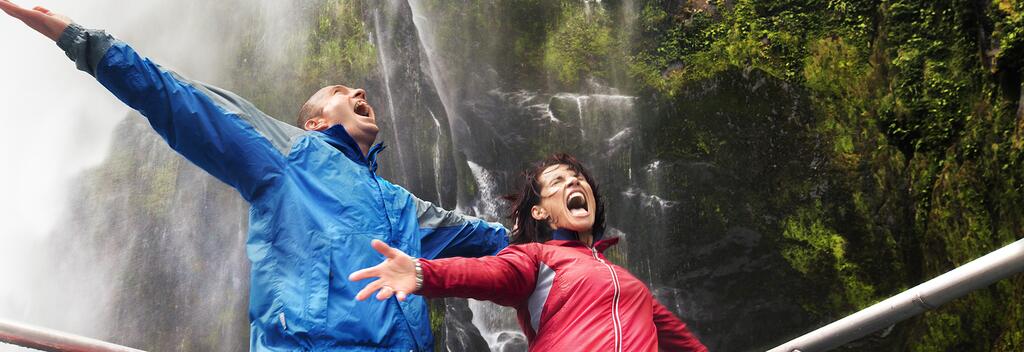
[365,124,380,136]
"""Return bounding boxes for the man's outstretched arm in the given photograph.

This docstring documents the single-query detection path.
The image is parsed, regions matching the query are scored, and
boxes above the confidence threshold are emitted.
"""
[1,1,301,201]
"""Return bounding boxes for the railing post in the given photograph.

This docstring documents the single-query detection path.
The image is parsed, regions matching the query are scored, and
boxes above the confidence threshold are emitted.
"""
[767,238,1024,352]
[0,319,145,352]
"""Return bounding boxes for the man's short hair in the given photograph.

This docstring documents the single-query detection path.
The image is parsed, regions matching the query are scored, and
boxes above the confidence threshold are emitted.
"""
[296,97,321,128]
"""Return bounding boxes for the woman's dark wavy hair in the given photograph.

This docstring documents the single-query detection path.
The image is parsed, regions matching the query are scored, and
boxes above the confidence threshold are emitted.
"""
[503,153,605,244]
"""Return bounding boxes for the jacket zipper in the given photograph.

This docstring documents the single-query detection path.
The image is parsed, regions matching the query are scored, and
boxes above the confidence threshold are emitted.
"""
[591,246,623,352]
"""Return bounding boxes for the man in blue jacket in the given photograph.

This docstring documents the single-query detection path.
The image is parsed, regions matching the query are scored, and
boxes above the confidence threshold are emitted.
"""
[1,2,508,351]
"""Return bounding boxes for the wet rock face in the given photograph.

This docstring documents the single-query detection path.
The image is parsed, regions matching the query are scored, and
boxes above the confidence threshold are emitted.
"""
[441,299,491,352]
[631,69,823,351]
[41,115,251,351]
[494,331,528,352]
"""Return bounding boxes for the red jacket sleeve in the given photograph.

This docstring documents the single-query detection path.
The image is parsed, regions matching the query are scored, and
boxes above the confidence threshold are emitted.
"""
[418,244,539,307]
[652,298,708,352]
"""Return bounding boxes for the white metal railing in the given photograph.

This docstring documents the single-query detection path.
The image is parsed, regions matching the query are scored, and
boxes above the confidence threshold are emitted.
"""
[4,239,1021,352]
[768,237,1024,352]
[0,319,143,352]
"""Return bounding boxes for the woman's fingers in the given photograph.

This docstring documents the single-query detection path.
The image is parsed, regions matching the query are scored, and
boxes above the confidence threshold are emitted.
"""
[352,240,417,302]
[370,239,402,259]
[348,265,380,282]
[355,279,384,301]
[375,286,394,301]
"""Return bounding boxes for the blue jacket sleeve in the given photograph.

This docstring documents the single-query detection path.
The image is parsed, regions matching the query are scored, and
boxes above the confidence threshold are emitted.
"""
[56,23,302,201]
[413,196,509,260]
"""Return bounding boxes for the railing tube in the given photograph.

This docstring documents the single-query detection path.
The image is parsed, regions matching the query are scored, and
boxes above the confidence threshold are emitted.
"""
[0,319,144,352]
[767,238,1024,352]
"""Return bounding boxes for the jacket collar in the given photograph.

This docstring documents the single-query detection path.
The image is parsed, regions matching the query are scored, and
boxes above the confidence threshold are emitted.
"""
[319,124,386,173]
[548,228,617,252]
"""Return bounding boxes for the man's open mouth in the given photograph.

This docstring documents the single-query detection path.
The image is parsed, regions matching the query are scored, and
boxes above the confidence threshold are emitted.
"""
[354,100,372,117]
[566,191,589,217]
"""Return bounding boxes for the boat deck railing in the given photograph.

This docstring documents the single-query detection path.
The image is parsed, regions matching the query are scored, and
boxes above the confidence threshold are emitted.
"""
[768,237,1024,352]
[0,319,143,352]
[3,238,1022,352]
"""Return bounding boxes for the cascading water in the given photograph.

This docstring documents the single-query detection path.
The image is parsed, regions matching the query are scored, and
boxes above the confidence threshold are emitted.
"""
[370,6,409,182]
[461,162,526,351]
[429,110,445,207]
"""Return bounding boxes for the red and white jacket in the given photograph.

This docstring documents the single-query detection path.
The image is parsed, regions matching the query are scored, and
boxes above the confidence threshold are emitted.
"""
[418,230,708,352]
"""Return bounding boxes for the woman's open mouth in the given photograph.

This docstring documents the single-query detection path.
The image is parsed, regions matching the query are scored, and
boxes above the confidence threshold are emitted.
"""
[566,191,589,217]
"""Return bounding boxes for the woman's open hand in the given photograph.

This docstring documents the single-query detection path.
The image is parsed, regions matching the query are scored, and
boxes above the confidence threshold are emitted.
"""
[349,239,419,302]
[0,0,71,41]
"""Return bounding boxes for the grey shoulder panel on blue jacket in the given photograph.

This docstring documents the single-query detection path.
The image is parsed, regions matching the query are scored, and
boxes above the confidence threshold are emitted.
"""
[413,196,477,229]
[179,78,304,154]
[412,195,509,259]
[56,22,303,155]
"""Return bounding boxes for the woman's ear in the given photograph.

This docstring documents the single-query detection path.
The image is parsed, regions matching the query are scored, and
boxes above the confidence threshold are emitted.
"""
[531,205,547,221]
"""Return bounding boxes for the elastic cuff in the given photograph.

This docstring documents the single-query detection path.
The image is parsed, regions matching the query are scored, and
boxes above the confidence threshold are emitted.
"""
[55,22,84,52]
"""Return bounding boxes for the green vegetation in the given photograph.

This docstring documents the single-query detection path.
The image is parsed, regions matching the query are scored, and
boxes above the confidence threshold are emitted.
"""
[781,201,876,313]
[542,5,616,86]
[301,0,378,94]
[229,0,377,123]
[622,1,1023,350]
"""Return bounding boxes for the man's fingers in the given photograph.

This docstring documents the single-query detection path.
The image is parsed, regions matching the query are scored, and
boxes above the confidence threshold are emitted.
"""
[395,291,408,302]
[355,279,384,301]
[0,1,28,15]
[1,1,69,41]
[0,1,23,16]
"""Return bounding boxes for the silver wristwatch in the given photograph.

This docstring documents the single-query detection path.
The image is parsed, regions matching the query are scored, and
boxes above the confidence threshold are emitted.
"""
[414,259,423,292]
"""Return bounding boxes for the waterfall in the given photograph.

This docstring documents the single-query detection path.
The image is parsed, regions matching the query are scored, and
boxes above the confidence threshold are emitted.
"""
[371,6,409,182]
[429,110,445,208]
[406,0,465,151]
[402,2,654,345]
[462,161,526,350]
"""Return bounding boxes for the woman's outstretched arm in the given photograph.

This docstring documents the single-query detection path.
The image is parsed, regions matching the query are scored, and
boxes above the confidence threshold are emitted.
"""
[350,240,537,307]
[652,298,709,352]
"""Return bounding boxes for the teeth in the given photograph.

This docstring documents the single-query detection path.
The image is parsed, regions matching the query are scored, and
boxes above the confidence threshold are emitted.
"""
[567,191,587,211]
[355,101,370,116]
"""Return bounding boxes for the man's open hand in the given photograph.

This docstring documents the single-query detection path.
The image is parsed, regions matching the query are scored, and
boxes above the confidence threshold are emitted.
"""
[0,0,71,41]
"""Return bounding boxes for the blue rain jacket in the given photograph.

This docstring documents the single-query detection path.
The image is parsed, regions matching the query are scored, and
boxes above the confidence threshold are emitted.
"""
[57,24,508,351]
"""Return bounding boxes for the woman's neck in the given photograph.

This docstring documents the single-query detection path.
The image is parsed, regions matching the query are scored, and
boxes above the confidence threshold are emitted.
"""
[575,230,595,246]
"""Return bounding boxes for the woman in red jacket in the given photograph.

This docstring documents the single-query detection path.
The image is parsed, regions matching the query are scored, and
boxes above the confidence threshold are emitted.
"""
[350,154,708,352]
